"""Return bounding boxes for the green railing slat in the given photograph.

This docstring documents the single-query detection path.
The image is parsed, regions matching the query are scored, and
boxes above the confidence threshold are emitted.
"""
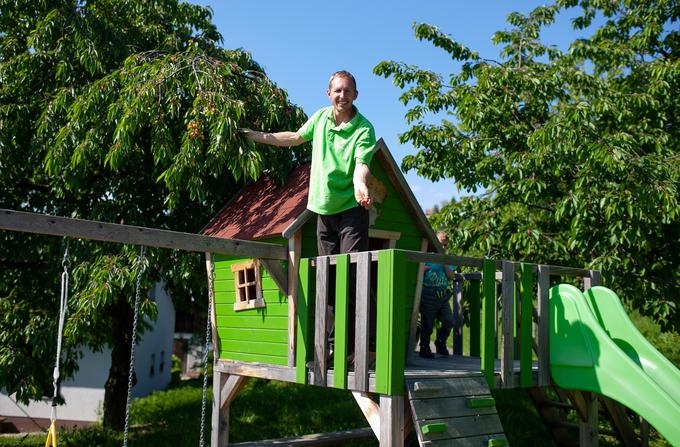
[520,262,534,387]
[481,258,497,388]
[296,258,312,384]
[375,249,406,395]
[468,280,481,356]
[333,254,350,389]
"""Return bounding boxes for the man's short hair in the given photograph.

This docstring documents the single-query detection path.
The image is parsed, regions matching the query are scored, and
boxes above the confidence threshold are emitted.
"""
[328,70,357,90]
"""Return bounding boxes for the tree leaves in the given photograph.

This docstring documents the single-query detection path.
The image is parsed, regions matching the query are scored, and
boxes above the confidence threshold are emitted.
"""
[378,0,680,330]
[1,0,308,409]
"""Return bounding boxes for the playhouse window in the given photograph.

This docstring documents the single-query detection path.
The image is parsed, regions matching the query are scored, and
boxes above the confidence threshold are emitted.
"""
[231,260,266,311]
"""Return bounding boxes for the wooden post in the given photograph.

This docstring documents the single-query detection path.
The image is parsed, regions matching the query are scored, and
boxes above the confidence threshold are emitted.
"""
[355,252,372,392]
[295,258,313,384]
[352,391,381,440]
[205,253,220,357]
[314,256,330,386]
[379,394,404,447]
[519,263,534,387]
[481,259,496,387]
[453,280,463,355]
[501,261,516,387]
[579,392,599,447]
[584,269,602,290]
[375,249,406,395]
[334,254,350,389]
[468,280,481,357]
[287,232,302,366]
[407,238,429,362]
[210,373,249,447]
[537,265,551,387]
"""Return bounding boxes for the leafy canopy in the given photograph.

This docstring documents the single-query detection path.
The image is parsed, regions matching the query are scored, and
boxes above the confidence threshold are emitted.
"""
[375,0,680,329]
[0,0,307,415]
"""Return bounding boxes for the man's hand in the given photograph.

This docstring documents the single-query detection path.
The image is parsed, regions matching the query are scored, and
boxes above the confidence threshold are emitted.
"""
[353,162,372,209]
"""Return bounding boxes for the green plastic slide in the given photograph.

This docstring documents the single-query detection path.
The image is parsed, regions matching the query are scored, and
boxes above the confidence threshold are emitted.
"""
[549,284,680,445]
[585,286,680,407]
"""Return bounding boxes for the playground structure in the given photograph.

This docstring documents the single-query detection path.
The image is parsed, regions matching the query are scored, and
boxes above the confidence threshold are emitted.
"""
[2,162,679,446]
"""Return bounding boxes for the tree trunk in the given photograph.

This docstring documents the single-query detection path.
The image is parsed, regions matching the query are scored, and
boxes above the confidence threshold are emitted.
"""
[103,297,135,430]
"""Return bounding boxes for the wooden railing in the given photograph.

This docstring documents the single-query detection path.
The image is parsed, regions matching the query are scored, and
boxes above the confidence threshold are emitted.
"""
[294,249,601,394]
[296,250,407,395]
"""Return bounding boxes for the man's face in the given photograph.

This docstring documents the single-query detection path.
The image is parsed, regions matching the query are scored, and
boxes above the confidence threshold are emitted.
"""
[437,233,449,248]
[327,76,358,115]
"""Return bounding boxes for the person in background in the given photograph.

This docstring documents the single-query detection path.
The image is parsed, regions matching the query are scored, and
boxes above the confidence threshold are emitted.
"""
[419,230,457,358]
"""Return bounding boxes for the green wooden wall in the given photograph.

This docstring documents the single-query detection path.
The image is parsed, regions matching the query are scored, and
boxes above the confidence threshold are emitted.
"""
[213,236,289,365]
[213,155,431,366]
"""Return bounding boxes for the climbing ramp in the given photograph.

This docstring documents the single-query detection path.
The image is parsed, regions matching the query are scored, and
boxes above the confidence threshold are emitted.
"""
[406,373,508,446]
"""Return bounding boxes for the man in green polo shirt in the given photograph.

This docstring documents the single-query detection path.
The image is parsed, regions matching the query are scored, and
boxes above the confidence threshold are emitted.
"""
[240,70,376,255]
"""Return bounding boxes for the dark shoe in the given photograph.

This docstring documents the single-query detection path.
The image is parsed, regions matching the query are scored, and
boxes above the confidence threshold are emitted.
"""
[435,343,450,356]
[419,349,435,359]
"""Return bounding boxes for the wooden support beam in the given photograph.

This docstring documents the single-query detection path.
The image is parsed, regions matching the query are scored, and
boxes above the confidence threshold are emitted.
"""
[519,263,534,387]
[579,392,599,447]
[407,239,429,363]
[211,372,249,447]
[354,252,372,392]
[352,391,381,440]
[314,256,330,386]
[287,232,302,367]
[537,265,551,387]
[481,259,497,388]
[205,253,220,355]
[379,394,404,447]
[601,396,638,447]
[260,259,288,295]
[0,208,288,260]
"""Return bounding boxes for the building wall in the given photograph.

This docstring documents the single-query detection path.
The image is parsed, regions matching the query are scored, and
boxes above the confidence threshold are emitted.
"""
[0,282,175,422]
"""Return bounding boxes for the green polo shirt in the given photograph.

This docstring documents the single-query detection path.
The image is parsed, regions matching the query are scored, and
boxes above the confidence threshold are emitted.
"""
[297,106,376,215]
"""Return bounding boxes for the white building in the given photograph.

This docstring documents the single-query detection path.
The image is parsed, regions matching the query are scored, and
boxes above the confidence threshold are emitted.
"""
[0,282,175,431]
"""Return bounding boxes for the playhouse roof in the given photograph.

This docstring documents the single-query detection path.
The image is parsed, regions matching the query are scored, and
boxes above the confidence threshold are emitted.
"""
[202,139,443,252]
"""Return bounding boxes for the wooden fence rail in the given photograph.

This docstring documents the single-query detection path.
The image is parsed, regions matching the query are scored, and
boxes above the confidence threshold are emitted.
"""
[0,208,287,260]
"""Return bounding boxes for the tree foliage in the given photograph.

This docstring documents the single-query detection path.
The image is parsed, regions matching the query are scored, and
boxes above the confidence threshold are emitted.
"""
[0,0,307,428]
[375,0,680,329]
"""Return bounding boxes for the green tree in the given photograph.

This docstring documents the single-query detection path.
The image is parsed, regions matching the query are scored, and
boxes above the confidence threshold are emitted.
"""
[0,0,307,429]
[375,0,679,329]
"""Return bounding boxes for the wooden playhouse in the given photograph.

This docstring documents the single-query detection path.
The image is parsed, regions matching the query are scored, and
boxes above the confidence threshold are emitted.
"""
[201,139,513,446]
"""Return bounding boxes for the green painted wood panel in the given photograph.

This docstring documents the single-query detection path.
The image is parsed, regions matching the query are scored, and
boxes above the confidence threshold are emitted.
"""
[333,254,350,389]
[216,315,287,330]
[468,280,482,357]
[214,301,288,317]
[212,251,290,363]
[375,249,407,395]
[219,328,288,343]
[296,258,313,383]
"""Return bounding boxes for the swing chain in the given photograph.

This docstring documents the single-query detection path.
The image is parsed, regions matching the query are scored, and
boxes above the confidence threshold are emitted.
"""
[199,256,215,447]
[123,246,146,447]
[50,242,71,425]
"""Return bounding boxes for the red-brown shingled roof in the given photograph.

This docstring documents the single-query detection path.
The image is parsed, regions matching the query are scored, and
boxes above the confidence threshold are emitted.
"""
[202,163,310,241]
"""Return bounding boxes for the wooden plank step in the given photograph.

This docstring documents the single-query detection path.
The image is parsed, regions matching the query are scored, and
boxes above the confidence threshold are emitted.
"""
[230,427,375,446]
[406,376,507,446]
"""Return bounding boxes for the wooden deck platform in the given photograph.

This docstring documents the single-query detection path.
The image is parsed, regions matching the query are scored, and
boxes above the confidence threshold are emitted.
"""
[215,352,534,392]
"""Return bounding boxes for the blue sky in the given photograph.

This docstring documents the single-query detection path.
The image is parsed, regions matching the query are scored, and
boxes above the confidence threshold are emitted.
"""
[189,1,592,211]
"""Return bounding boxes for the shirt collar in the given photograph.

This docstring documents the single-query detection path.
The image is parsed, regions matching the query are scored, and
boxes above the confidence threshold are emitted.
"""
[327,106,361,132]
